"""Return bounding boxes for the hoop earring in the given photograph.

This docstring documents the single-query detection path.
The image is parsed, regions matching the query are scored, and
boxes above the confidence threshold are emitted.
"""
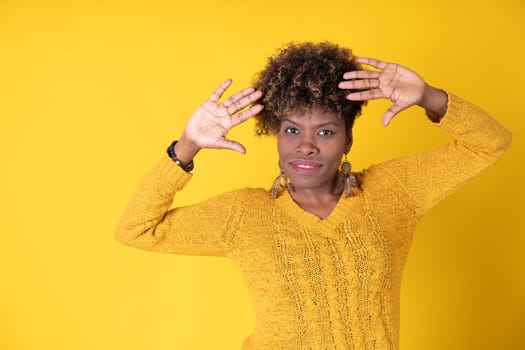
[340,154,357,198]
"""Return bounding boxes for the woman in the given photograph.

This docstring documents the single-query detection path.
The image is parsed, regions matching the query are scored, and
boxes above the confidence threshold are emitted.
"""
[115,42,511,349]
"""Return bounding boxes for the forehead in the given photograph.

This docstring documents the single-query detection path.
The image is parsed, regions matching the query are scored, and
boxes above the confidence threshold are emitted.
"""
[284,106,342,124]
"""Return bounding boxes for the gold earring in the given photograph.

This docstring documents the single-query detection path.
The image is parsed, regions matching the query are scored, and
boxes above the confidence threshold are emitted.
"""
[271,169,288,198]
[340,154,357,198]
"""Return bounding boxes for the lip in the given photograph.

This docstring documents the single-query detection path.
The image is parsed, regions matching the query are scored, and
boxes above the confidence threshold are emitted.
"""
[289,160,322,174]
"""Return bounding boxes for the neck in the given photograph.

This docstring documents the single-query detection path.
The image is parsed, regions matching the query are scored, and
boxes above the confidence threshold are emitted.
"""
[289,186,338,203]
[289,175,342,202]
[287,179,342,219]
[289,189,340,220]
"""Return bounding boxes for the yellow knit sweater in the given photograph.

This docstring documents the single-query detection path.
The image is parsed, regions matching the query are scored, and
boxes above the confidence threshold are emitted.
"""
[115,94,511,350]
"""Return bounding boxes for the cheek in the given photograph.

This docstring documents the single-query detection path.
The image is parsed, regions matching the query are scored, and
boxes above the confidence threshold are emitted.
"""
[326,142,346,165]
[276,135,288,158]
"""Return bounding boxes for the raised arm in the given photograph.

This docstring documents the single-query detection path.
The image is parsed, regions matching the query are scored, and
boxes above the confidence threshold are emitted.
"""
[339,57,512,216]
[114,80,263,256]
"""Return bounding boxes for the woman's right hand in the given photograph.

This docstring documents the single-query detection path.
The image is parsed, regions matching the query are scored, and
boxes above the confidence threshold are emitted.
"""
[175,79,263,164]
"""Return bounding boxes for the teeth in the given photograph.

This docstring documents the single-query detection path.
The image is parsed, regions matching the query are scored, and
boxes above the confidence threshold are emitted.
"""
[294,163,316,169]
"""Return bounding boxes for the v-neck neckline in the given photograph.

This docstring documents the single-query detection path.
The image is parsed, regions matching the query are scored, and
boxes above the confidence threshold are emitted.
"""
[275,189,359,233]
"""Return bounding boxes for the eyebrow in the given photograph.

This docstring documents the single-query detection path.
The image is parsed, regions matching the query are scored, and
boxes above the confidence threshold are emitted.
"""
[281,118,340,128]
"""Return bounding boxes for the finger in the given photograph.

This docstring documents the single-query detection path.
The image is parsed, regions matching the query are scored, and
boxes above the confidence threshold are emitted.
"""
[342,70,381,80]
[214,138,246,154]
[338,79,380,90]
[226,90,263,115]
[382,102,409,127]
[222,87,256,108]
[231,104,264,126]
[355,57,388,70]
[345,89,385,101]
[208,79,233,103]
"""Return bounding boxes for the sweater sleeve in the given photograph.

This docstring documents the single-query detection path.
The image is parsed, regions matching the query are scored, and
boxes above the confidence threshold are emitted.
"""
[375,93,512,217]
[114,153,241,256]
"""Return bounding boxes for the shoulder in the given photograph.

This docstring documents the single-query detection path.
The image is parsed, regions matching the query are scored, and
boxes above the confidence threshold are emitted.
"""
[213,187,274,220]
[208,187,273,207]
[356,163,417,207]
[223,187,271,199]
[356,163,399,190]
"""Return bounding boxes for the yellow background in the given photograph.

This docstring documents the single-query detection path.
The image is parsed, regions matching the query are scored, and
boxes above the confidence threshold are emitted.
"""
[1,0,524,349]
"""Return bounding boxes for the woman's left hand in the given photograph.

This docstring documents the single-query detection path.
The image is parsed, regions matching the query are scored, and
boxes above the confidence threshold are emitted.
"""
[338,57,427,126]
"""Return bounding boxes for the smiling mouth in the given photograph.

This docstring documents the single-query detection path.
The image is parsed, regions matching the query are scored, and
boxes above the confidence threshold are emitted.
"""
[290,160,322,173]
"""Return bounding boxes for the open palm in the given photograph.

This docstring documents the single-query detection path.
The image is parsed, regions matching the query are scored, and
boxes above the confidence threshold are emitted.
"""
[184,79,263,154]
[339,57,426,126]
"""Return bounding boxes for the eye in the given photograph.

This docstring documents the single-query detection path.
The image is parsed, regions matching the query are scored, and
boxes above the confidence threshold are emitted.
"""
[318,129,335,136]
[284,127,299,135]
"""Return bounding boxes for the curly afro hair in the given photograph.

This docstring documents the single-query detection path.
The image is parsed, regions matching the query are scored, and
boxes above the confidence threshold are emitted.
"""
[253,41,366,136]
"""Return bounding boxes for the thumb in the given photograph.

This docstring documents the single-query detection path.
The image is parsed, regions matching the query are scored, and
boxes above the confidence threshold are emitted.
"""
[382,102,409,127]
[215,138,246,154]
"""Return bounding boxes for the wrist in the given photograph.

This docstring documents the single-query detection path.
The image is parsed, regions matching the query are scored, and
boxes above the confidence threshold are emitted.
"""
[168,137,197,172]
[173,133,200,165]
[419,84,448,119]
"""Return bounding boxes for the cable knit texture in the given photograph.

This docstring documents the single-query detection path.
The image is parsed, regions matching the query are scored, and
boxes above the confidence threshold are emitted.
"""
[115,94,511,350]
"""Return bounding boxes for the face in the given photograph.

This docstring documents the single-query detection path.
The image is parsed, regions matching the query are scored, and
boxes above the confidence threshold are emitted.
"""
[277,106,352,194]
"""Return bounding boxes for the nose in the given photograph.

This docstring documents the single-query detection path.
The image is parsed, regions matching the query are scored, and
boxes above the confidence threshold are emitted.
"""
[296,134,319,156]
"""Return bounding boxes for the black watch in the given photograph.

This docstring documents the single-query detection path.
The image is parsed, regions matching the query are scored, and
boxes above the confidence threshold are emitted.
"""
[167,141,194,172]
